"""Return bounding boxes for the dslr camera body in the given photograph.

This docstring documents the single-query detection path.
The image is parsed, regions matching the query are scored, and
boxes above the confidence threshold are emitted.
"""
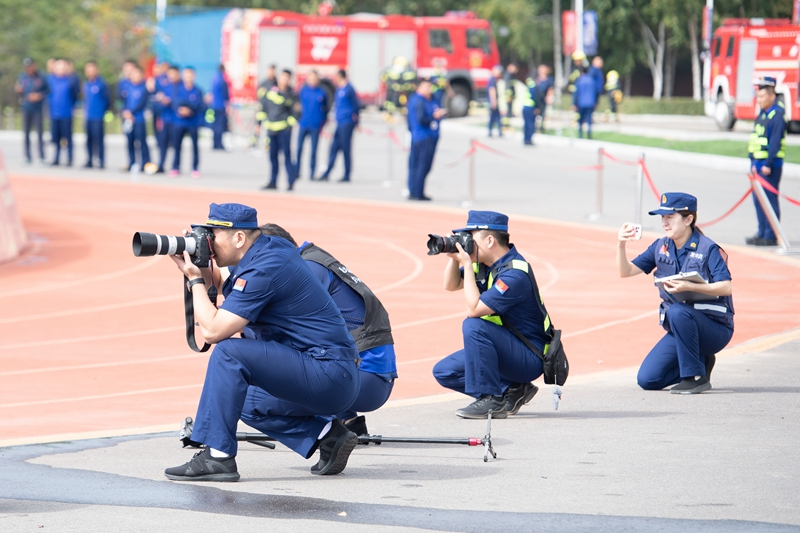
[132,227,214,267]
[426,231,475,256]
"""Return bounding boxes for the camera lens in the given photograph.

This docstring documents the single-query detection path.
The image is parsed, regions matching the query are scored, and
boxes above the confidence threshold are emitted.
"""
[426,234,446,255]
[132,232,196,257]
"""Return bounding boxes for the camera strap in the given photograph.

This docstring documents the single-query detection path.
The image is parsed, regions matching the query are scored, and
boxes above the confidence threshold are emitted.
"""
[183,276,213,353]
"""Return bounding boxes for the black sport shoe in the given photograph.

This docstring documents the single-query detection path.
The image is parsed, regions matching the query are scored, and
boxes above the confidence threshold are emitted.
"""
[261,183,277,190]
[164,448,240,482]
[344,415,369,437]
[706,354,716,382]
[753,237,778,246]
[670,376,712,395]
[455,395,509,419]
[745,234,759,245]
[504,382,539,415]
[310,420,358,475]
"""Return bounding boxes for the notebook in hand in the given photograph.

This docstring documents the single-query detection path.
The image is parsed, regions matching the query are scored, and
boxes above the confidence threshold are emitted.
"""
[654,272,718,303]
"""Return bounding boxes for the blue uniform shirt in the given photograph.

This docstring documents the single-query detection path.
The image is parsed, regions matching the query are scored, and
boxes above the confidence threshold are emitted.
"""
[534,76,553,108]
[632,238,731,282]
[160,82,180,124]
[589,66,605,96]
[750,102,787,169]
[117,78,130,104]
[17,71,49,113]
[427,96,442,139]
[172,83,204,127]
[299,85,328,129]
[48,75,78,119]
[334,83,359,125]
[573,74,598,109]
[407,92,434,142]
[209,72,230,111]
[83,77,110,121]
[150,74,171,115]
[224,235,359,361]
[477,245,550,352]
[487,76,498,108]
[124,81,150,123]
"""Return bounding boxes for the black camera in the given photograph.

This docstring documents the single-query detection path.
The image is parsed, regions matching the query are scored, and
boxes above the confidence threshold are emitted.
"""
[426,232,475,255]
[132,227,214,267]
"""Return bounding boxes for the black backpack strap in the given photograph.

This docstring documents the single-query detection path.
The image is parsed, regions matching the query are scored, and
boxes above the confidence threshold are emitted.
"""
[184,276,212,353]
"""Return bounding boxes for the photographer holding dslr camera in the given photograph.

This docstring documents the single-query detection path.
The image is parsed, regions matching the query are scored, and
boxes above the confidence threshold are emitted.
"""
[430,211,551,419]
[138,203,361,481]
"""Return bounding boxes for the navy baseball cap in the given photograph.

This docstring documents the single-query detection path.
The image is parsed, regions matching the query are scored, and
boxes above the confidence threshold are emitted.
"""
[755,76,777,88]
[648,192,697,216]
[192,203,259,229]
[452,210,509,233]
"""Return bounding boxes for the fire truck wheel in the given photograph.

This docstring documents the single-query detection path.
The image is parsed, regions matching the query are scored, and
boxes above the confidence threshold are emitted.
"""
[446,83,471,118]
[714,95,736,131]
[788,121,800,134]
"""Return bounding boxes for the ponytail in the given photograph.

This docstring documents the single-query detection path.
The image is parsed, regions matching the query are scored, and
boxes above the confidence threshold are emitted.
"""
[682,211,703,235]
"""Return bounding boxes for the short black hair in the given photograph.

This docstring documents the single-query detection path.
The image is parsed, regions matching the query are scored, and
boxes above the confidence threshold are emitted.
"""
[167,65,179,72]
[757,85,776,96]
[479,229,510,248]
[337,69,347,79]
[282,69,292,77]
[219,63,225,71]
[260,223,297,246]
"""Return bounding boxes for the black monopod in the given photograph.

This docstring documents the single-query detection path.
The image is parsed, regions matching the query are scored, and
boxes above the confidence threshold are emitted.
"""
[180,413,498,462]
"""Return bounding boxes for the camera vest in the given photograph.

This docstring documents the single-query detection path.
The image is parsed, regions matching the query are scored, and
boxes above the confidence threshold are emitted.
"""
[300,243,394,353]
[652,231,734,330]
[748,102,787,160]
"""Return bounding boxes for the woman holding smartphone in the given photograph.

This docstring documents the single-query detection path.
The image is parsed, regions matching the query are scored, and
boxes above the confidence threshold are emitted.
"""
[617,192,734,394]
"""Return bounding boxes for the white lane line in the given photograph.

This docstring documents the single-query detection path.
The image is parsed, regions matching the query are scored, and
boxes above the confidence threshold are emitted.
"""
[0,384,202,409]
[0,353,204,378]
[0,294,180,324]
[392,311,466,331]
[0,326,183,351]
[370,240,425,294]
[0,256,162,299]
[517,248,560,291]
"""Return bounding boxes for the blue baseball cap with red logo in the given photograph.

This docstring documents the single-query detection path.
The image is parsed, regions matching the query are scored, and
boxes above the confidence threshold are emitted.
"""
[452,210,509,233]
[192,203,259,229]
[648,192,697,216]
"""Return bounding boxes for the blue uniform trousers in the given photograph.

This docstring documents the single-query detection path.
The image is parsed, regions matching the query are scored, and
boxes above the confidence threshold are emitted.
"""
[637,303,733,390]
[172,125,198,172]
[85,119,105,167]
[242,369,392,445]
[522,107,535,145]
[52,118,73,164]
[296,126,321,177]
[488,108,502,137]
[157,122,173,171]
[577,107,593,138]
[126,121,150,168]
[23,110,45,162]
[323,122,355,180]
[433,318,544,397]
[212,109,227,150]
[752,163,782,241]
[408,136,436,199]
[192,338,360,457]
[268,128,296,187]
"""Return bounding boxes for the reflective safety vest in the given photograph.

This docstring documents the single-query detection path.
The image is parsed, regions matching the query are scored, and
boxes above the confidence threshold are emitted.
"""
[260,88,298,132]
[748,102,787,160]
[522,78,536,108]
[475,259,552,352]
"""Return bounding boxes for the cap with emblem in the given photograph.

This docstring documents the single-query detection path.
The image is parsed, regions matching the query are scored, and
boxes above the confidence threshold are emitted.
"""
[648,192,697,216]
[452,210,509,233]
[754,76,777,88]
[192,203,259,229]
[22,57,33,67]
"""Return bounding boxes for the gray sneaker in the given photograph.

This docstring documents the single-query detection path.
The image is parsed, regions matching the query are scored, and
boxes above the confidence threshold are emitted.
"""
[455,395,509,419]
[164,448,240,482]
[504,382,539,415]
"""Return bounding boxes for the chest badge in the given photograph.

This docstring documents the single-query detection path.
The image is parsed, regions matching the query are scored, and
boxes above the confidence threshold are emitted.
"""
[233,278,247,292]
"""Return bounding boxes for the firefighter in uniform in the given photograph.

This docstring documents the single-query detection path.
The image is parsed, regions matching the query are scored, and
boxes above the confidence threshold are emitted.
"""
[604,70,622,122]
[381,56,417,115]
[521,76,536,146]
[258,69,299,191]
[746,76,788,247]
[617,193,734,394]
[432,211,549,419]
[566,51,587,95]
[502,63,517,128]
[244,223,397,437]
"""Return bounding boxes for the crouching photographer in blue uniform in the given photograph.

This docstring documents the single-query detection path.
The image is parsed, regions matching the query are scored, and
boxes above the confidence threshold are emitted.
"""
[162,203,361,481]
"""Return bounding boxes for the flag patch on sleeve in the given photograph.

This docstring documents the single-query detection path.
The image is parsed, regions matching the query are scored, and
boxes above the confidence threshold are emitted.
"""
[494,279,509,294]
[233,278,247,292]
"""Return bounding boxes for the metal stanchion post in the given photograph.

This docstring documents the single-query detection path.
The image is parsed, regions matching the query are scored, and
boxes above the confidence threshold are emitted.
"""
[634,153,645,226]
[750,176,798,255]
[588,147,604,220]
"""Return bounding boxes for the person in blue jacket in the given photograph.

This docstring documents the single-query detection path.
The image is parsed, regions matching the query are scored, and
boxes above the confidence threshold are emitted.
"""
[487,65,503,137]
[165,203,361,481]
[746,77,789,247]
[170,66,204,178]
[48,59,79,166]
[316,70,359,182]
[155,65,181,174]
[617,192,734,394]
[149,61,171,169]
[406,79,446,202]
[14,58,49,165]
[207,64,230,150]
[573,66,598,139]
[122,65,151,171]
[589,57,605,105]
[246,223,397,437]
[82,61,109,169]
[296,71,328,179]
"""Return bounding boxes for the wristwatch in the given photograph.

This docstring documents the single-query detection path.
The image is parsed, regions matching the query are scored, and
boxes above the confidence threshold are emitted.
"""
[188,278,206,291]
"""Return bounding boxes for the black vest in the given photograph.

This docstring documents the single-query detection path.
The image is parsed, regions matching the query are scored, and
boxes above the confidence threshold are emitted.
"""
[300,243,394,353]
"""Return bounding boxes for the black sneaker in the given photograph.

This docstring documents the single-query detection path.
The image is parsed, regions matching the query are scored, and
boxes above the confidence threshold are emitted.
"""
[164,448,240,482]
[753,238,778,246]
[504,382,539,415]
[261,183,277,190]
[314,175,329,182]
[344,415,369,437]
[706,354,716,381]
[310,420,358,475]
[455,395,509,419]
[745,234,759,245]
[670,376,712,395]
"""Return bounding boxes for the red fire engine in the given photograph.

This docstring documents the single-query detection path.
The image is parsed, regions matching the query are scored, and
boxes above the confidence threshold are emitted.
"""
[220,9,500,117]
[706,18,800,131]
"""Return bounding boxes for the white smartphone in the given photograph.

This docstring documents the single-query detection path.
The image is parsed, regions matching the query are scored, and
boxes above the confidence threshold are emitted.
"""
[630,224,643,240]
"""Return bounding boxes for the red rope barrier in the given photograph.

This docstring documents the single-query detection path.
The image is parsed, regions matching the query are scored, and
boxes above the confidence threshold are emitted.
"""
[440,147,476,169]
[601,151,640,166]
[639,161,661,201]
[751,173,800,207]
[698,187,753,228]
[471,140,521,161]
[564,165,603,171]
